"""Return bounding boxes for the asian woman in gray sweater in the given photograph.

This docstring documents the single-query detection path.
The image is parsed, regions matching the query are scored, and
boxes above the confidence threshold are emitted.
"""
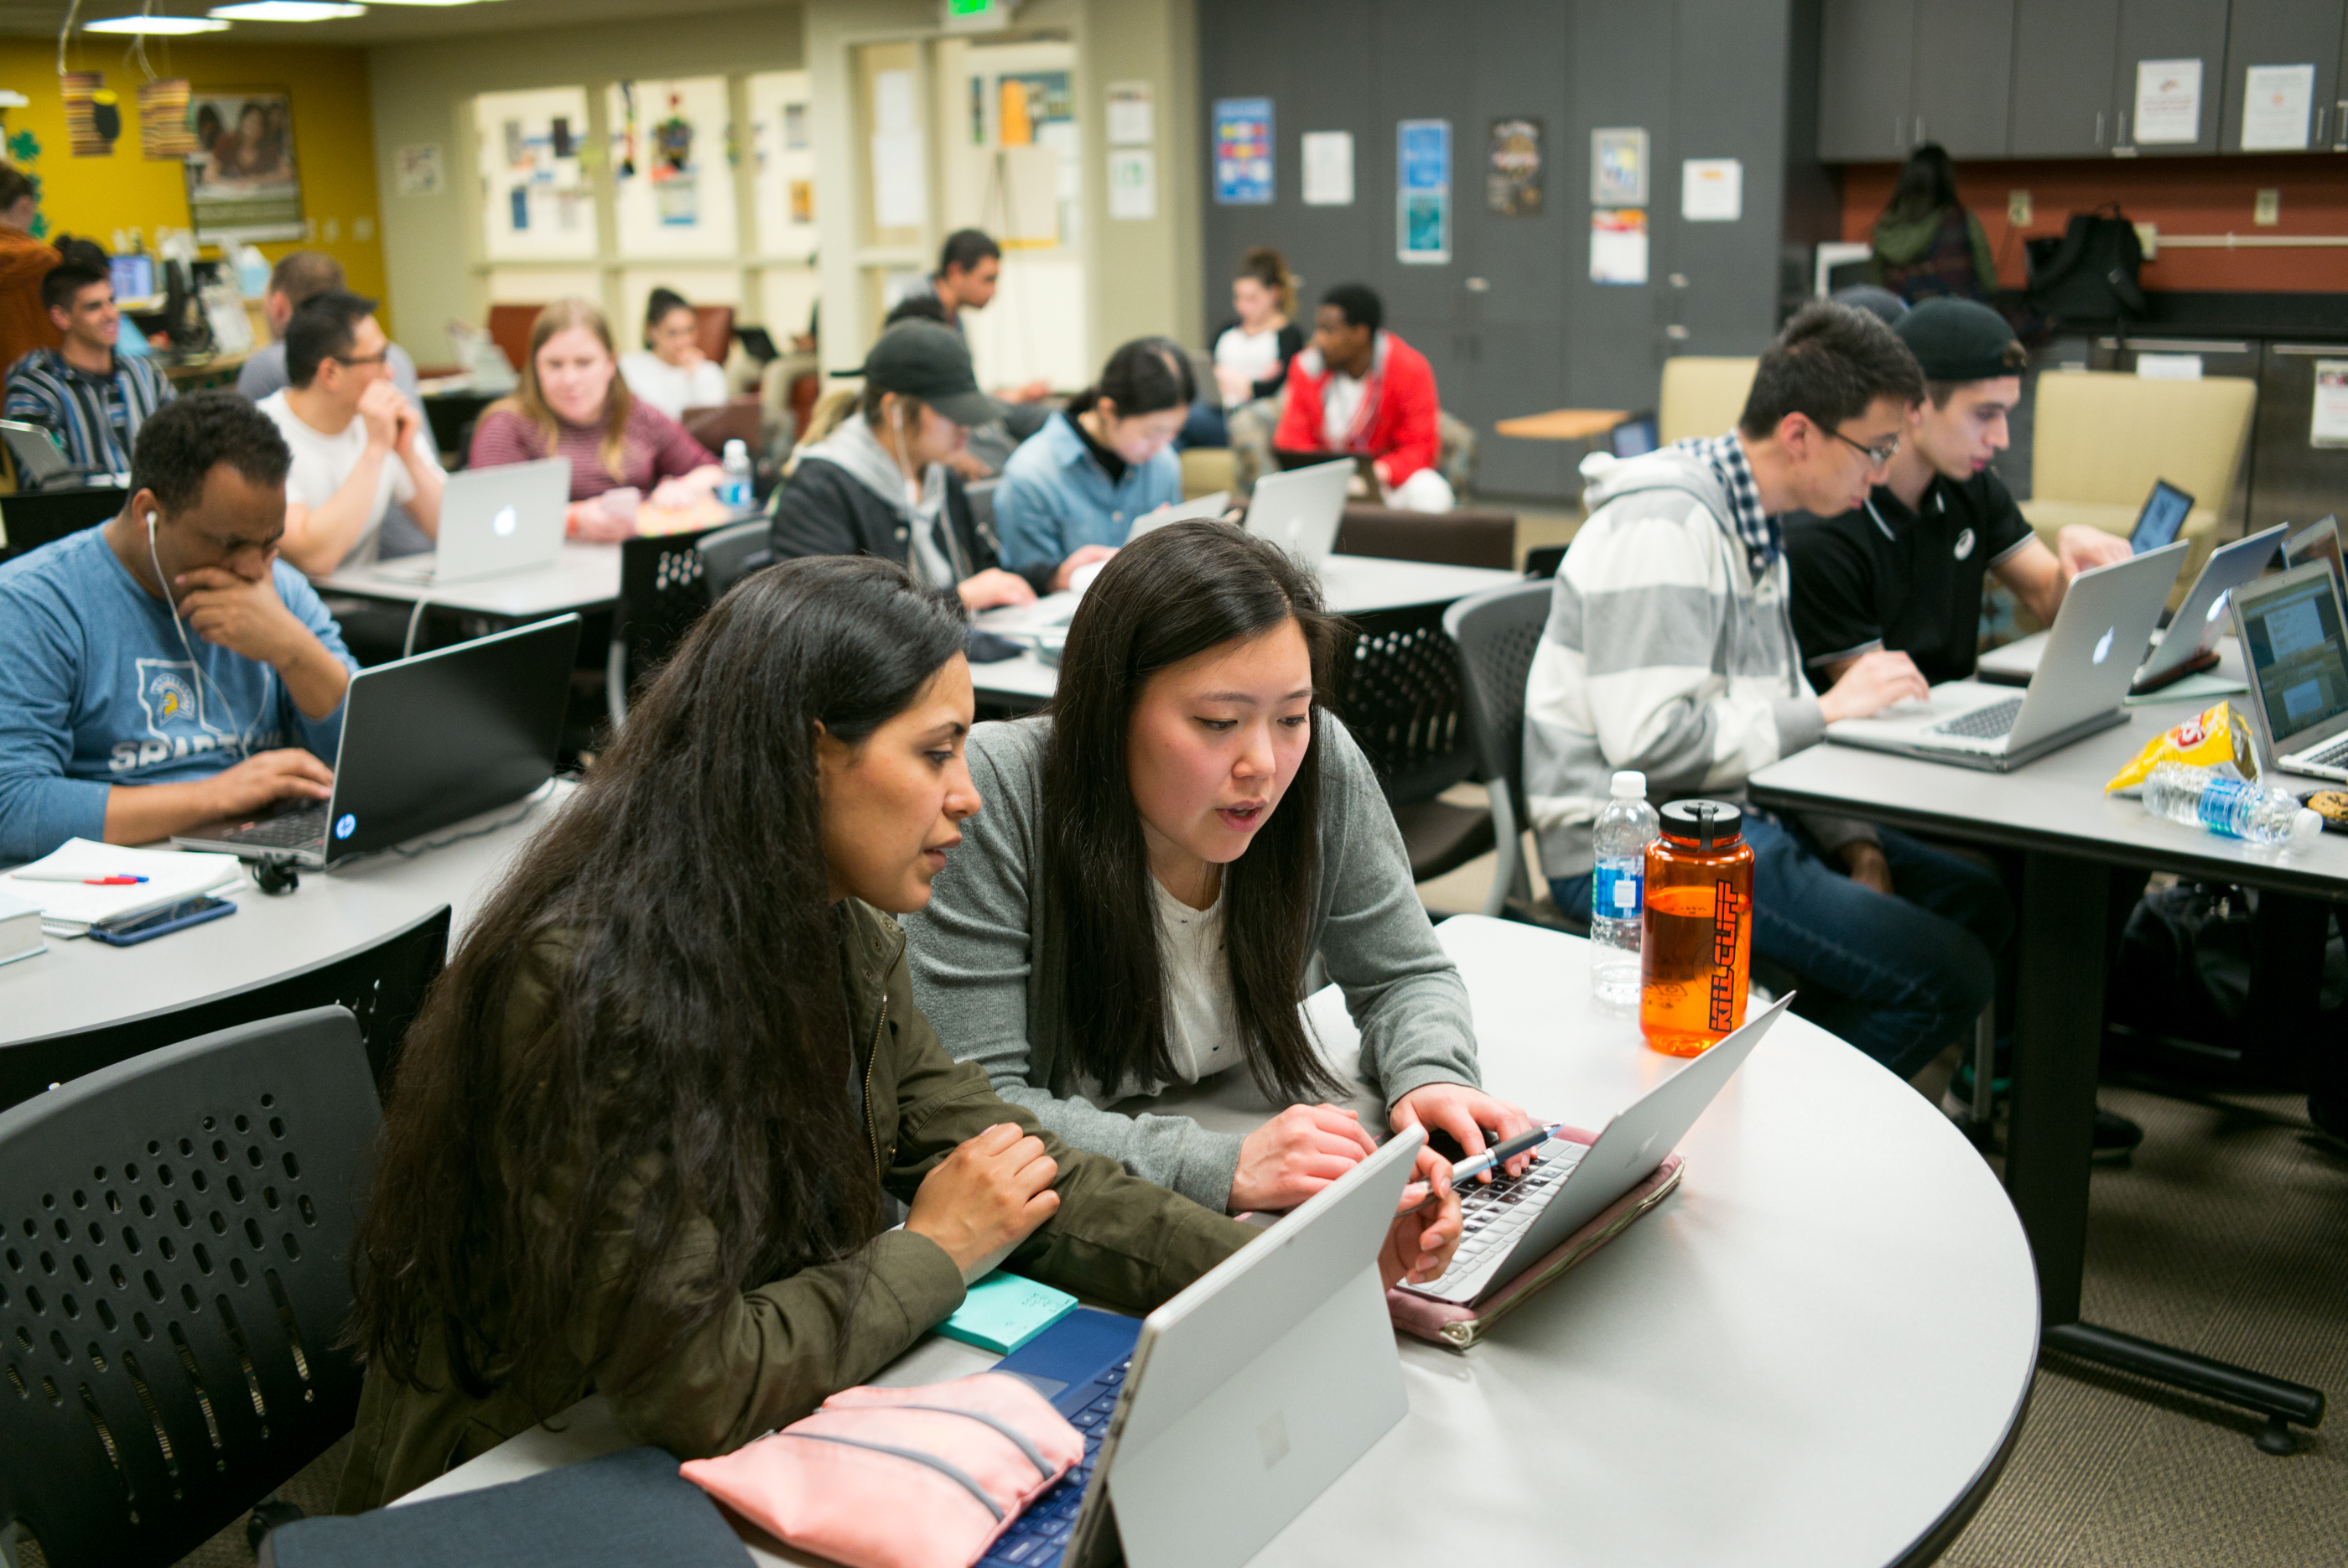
[902,521,1533,1214]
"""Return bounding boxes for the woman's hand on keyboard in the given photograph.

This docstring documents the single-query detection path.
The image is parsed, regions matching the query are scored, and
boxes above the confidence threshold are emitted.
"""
[1390,1084,1540,1182]
[1379,1145,1462,1289]
[1229,1103,1379,1212]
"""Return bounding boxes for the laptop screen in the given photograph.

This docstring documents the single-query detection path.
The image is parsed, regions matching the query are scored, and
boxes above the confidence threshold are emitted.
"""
[110,253,154,302]
[2242,572,2348,745]
[2132,480,2192,553]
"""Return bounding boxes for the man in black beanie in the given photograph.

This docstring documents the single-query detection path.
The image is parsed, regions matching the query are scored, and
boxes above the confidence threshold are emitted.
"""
[1784,297,2130,692]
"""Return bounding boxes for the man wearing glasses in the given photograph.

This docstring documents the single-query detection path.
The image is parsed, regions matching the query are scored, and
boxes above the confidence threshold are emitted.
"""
[1525,301,2013,1082]
[255,289,444,578]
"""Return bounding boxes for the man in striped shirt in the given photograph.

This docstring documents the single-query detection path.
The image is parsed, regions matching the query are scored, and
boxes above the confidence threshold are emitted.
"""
[3,259,174,485]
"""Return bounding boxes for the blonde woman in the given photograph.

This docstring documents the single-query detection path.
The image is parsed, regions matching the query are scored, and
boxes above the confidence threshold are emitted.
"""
[468,298,720,540]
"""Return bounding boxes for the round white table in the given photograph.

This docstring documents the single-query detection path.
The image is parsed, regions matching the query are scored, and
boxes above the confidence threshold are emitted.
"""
[404,915,2039,1566]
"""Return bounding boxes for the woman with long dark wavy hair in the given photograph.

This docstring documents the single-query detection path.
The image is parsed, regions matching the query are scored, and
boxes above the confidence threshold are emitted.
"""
[905,522,1535,1217]
[338,554,1463,1511]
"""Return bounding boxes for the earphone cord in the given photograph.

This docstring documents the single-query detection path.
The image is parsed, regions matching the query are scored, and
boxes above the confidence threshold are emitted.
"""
[888,409,970,585]
[403,594,432,659]
[148,511,255,746]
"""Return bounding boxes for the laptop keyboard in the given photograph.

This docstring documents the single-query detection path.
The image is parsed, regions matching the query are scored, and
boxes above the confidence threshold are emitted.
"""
[979,1356,1130,1567]
[1928,696,2024,742]
[1434,1140,1587,1283]
[213,802,329,852]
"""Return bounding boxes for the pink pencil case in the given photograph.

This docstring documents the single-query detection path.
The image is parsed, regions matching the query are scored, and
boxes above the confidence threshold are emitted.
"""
[678,1373,1083,1568]
[1388,1124,1685,1351]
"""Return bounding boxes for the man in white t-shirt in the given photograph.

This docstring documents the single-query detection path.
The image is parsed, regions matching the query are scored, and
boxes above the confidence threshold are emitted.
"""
[255,289,444,579]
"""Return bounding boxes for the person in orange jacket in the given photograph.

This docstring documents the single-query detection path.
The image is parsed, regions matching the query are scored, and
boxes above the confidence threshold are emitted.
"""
[0,164,61,376]
[1271,281,1455,512]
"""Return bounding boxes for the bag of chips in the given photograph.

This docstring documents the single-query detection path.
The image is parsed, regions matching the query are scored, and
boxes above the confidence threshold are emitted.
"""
[2105,702,2258,797]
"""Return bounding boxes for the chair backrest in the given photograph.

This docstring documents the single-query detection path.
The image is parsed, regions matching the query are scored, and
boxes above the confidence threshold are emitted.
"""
[1658,356,1758,445]
[964,477,1000,534]
[1333,505,1515,569]
[485,304,543,385]
[1334,607,1478,807]
[0,485,129,556]
[0,1008,380,1568]
[2029,371,2257,512]
[679,397,761,455]
[693,304,735,367]
[611,527,718,722]
[1442,580,1556,825]
[697,519,773,602]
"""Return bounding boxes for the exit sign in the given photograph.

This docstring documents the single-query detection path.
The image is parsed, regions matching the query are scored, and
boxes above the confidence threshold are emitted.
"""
[943,0,1018,30]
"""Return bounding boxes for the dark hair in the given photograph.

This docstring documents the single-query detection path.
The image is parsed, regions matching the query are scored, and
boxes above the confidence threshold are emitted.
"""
[1236,246,1295,319]
[1319,283,1381,334]
[938,228,1000,276]
[1738,301,1925,439]
[348,556,968,1406]
[131,389,293,511]
[0,163,32,211]
[1882,143,1961,229]
[1041,522,1348,1105]
[51,234,107,273]
[268,250,344,306]
[39,261,108,317]
[883,292,950,328]
[1078,337,1194,421]
[642,286,693,342]
[285,288,379,388]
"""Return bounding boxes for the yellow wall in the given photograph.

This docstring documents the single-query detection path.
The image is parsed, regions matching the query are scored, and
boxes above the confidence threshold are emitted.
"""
[0,39,389,329]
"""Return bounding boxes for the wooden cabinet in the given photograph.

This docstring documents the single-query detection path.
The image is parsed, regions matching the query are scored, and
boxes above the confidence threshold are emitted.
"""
[2219,0,2348,150]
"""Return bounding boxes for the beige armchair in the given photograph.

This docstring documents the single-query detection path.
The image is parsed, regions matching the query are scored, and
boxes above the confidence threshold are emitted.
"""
[2023,371,2257,597]
[1658,356,1758,445]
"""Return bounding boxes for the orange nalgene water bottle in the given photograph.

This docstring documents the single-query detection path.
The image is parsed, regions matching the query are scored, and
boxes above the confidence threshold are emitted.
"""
[1639,800,1755,1057]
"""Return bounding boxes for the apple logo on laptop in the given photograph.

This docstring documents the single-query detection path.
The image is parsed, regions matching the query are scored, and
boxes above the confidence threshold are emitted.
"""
[2209,590,2231,623]
[2092,628,2117,665]
[492,505,518,537]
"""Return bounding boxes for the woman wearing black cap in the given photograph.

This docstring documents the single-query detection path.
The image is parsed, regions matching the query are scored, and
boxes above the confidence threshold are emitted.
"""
[770,320,1105,610]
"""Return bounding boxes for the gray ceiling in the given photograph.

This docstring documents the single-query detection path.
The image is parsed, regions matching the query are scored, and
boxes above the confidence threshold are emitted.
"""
[3,0,784,47]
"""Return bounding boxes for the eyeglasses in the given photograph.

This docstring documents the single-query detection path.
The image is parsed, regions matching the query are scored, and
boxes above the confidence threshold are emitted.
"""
[1822,421,1901,468]
[330,350,391,366]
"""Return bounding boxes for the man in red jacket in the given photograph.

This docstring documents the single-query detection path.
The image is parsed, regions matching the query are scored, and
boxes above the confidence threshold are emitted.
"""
[1273,283,1456,512]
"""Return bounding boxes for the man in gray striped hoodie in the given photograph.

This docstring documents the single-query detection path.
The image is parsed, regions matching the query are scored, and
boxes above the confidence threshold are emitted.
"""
[1525,303,2010,1078]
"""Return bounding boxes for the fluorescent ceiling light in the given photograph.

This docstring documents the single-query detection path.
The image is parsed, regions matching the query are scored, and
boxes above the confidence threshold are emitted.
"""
[84,14,232,30]
[211,1,367,16]
[359,0,498,6]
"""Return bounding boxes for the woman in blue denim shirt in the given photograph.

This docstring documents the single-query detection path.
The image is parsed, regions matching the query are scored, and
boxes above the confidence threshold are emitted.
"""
[994,339,1190,575]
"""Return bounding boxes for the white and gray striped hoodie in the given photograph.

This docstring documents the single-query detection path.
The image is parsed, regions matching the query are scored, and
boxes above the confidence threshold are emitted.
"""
[1523,440,1872,879]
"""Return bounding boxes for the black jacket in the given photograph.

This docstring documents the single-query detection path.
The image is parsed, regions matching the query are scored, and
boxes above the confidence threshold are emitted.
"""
[767,458,1053,594]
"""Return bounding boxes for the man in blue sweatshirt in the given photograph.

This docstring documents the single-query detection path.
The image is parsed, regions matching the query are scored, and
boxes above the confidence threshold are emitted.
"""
[0,390,357,863]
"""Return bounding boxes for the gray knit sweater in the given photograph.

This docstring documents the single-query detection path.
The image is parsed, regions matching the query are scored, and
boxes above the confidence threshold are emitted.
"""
[901,712,1482,1212]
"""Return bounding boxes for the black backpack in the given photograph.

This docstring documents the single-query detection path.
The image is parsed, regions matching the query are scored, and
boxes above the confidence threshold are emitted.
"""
[2025,203,2147,324]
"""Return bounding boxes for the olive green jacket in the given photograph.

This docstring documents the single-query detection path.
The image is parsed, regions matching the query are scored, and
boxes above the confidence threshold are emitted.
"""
[336,899,1257,1512]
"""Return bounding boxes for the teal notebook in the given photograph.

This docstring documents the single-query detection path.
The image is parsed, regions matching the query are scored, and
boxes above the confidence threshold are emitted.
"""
[938,1270,1079,1354]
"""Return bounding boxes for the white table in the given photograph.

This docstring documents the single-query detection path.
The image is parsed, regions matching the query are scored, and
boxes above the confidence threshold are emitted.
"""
[1749,645,2340,1446]
[404,916,2039,1567]
[971,554,1520,709]
[316,543,623,620]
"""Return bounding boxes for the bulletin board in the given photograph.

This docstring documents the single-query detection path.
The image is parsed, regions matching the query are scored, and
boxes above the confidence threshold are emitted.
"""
[475,86,595,262]
[610,76,740,259]
[749,70,817,261]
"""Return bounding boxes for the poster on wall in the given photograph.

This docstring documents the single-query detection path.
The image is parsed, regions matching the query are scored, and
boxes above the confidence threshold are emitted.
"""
[2312,361,2348,449]
[184,91,304,241]
[1397,118,1450,264]
[1301,130,1353,205]
[1213,97,1274,205]
[1109,148,1156,220]
[2133,59,2204,144]
[2239,64,2315,151]
[395,143,444,197]
[1487,117,1542,216]
[1590,208,1648,285]
[1591,127,1647,207]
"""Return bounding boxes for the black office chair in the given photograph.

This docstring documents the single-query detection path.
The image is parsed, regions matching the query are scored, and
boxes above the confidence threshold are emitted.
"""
[697,519,773,602]
[0,485,127,562]
[964,477,1000,537]
[606,526,720,731]
[1444,580,1580,929]
[0,1007,381,1568]
[1332,608,1494,885]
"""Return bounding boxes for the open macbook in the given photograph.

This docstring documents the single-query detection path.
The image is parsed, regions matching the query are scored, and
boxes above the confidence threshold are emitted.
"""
[2128,477,2195,554]
[1827,541,2187,771]
[975,492,1242,643]
[375,456,569,584]
[2283,514,2346,610]
[1243,457,1351,570]
[981,1128,1423,1568]
[2231,562,2348,782]
[1977,524,2286,693]
[173,615,579,867]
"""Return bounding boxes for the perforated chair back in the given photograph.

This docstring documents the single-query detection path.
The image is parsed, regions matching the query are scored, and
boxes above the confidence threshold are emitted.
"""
[1444,581,1560,919]
[0,1007,380,1568]
[697,519,773,602]
[606,526,719,730]
[1335,607,1476,807]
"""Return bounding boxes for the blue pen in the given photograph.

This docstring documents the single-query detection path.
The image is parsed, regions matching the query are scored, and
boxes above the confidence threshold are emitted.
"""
[1448,1123,1560,1185]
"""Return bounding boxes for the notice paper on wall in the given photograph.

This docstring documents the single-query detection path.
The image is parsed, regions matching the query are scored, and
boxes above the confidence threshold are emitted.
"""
[1302,130,1353,205]
[1590,208,1648,285]
[2134,58,2204,144]
[2239,63,2315,151]
[1680,158,1742,222]
[1108,148,1156,220]
[1397,118,1452,264]
[1105,81,1153,146]
[871,67,926,229]
[2313,361,2348,449]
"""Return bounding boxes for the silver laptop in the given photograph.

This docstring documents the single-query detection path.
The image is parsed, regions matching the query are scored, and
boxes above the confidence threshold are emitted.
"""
[977,493,1243,641]
[1126,488,1230,542]
[1243,457,1351,570]
[0,419,119,487]
[1398,994,1791,1306]
[376,457,568,583]
[1827,540,2188,771]
[2231,562,2348,782]
[1977,525,2286,693]
[1036,1127,1422,1568]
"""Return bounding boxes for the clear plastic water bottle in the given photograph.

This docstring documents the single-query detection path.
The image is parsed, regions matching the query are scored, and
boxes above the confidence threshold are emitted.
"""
[1589,770,1660,1011]
[719,439,754,511]
[2140,762,2323,847]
